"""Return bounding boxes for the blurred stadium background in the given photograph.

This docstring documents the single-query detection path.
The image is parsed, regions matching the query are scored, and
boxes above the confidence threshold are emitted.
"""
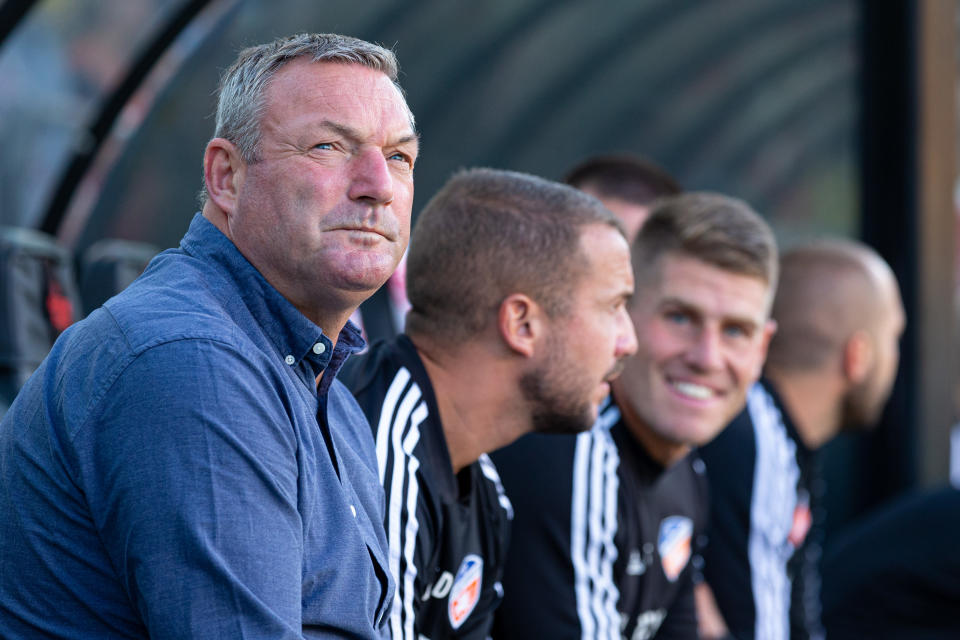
[0,0,957,536]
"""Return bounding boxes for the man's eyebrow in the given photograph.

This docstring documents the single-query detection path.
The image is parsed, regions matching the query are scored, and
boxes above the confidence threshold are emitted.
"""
[659,296,759,327]
[723,315,759,330]
[393,132,421,148]
[317,120,420,148]
[659,296,696,310]
[315,120,357,139]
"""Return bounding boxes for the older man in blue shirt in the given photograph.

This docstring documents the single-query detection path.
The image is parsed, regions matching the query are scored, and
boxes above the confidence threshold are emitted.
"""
[0,33,419,638]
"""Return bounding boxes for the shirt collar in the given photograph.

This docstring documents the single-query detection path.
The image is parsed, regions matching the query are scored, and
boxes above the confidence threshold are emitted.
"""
[759,377,812,457]
[179,213,366,386]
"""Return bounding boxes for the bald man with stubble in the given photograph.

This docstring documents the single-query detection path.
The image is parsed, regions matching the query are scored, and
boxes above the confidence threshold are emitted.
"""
[696,239,906,640]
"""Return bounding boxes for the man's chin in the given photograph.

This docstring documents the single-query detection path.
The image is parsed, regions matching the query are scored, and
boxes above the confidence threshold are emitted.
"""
[332,267,397,298]
[531,405,597,435]
[332,249,401,287]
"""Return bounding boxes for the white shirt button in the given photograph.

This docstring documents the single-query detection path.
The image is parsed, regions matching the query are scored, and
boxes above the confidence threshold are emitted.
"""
[313,342,326,355]
[284,355,295,365]
[350,505,357,518]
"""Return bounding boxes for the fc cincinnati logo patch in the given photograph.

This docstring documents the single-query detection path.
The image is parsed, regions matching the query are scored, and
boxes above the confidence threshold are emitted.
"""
[658,516,693,582]
[788,495,812,548]
[448,554,483,629]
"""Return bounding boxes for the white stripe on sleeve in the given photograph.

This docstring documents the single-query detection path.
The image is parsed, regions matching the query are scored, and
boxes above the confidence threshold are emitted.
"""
[380,371,425,640]
[747,383,800,640]
[399,402,428,640]
[572,411,622,640]
[377,367,412,484]
[477,453,514,520]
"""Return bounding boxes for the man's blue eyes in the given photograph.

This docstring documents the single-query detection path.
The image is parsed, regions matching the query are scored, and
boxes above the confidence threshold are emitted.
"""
[664,312,750,338]
[312,145,410,165]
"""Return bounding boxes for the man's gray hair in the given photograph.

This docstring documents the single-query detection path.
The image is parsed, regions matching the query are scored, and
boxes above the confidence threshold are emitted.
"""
[200,33,408,204]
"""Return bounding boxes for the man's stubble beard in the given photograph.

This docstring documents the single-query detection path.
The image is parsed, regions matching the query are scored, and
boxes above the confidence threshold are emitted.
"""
[840,368,888,432]
[519,336,597,436]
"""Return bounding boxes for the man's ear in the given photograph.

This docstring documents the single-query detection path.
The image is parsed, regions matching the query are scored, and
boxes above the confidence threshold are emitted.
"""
[203,137,245,215]
[752,318,778,380]
[759,318,777,361]
[498,293,545,358]
[843,329,875,384]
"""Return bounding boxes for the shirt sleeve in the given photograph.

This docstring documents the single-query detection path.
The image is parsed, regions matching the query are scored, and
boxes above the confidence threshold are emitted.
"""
[492,432,620,640]
[77,339,305,639]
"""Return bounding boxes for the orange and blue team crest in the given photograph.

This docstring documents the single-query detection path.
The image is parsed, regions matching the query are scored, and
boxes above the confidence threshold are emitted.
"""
[448,554,483,629]
[788,494,812,548]
[657,516,693,582]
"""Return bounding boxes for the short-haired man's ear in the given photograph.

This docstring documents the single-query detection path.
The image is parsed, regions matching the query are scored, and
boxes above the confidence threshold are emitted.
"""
[843,329,875,384]
[203,137,245,215]
[498,293,544,358]
[755,318,778,377]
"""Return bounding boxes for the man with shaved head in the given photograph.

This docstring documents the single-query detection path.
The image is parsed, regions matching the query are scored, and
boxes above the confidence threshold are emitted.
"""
[696,239,906,640]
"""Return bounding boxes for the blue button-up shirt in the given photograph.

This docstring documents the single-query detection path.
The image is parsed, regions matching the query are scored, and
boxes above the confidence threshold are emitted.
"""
[0,214,393,638]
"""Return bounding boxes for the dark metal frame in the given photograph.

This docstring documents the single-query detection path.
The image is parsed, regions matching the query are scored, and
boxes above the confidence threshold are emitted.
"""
[37,0,214,236]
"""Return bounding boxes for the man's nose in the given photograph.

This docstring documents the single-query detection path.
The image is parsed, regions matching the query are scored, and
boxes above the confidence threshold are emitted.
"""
[686,327,723,371]
[616,308,639,358]
[348,147,394,205]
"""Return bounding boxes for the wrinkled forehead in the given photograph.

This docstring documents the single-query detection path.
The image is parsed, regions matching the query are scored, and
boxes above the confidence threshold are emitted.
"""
[264,59,416,132]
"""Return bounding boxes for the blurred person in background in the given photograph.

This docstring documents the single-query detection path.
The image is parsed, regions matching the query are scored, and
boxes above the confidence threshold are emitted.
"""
[0,33,418,638]
[340,167,638,639]
[697,239,906,640]
[492,193,778,640]
[564,152,682,242]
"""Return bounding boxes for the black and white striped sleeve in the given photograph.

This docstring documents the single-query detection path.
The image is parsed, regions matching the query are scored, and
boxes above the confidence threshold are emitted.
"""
[492,407,623,640]
[373,366,430,640]
[745,384,801,640]
[569,419,623,640]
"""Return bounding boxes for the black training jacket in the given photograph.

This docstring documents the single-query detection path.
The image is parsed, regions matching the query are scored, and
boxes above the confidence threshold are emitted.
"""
[492,400,707,640]
[341,335,513,640]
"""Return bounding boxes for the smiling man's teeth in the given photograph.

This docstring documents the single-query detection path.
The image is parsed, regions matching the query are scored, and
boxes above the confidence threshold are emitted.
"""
[672,381,712,399]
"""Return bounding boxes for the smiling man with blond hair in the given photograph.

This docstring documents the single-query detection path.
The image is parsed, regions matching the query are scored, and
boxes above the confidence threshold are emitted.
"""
[493,192,778,640]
